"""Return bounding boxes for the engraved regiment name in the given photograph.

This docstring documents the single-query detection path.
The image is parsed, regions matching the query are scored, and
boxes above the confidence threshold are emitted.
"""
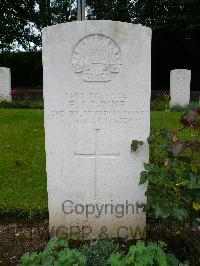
[48,92,146,124]
[72,34,122,82]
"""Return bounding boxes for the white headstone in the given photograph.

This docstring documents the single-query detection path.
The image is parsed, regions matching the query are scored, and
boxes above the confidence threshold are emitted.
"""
[0,67,12,102]
[43,21,152,240]
[170,69,191,108]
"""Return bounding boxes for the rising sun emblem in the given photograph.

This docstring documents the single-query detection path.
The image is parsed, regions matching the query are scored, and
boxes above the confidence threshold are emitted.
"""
[72,34,122,82]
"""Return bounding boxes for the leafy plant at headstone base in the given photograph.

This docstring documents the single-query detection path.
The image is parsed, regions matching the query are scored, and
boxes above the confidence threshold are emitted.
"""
[134,108,200,226]
[19,239,187,266]
[81,239,120,266]
[108,241,188,266]
[151,92,171,111]
[19,238,86,266]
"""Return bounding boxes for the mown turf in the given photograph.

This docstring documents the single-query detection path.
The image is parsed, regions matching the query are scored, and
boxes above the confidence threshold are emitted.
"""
[0,110,198,219]
[0,109,47,219]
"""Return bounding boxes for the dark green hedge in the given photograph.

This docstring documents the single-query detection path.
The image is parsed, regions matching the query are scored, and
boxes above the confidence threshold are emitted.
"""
[0,27,200,91]
[0,51,42,88]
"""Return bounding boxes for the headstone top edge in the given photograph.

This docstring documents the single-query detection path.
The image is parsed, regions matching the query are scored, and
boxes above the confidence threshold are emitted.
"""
[0,67,10,71]
[42,20,152,34]
[171,69,191,72]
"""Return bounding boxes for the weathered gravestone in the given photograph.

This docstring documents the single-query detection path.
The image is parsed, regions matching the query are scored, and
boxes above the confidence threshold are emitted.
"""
[170,69,191,108]
[43,21,152,240]
[0,67,12,102]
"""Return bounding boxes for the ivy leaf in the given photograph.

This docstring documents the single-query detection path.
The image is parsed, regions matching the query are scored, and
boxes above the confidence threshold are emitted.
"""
[131,140,144,153]
[173,208,188,221]
[192,220,200,229]
[181,110,198,126]
[185,110,198,123]
[166,253,180,266]
[144,163,150,171]
[171,141,190,157]
[139,172,148,185]
[154,205,169,219]
[162,130,172,140]
[147,135,155,143]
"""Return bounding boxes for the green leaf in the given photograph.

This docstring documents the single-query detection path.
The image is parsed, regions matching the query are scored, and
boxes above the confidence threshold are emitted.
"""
[139,172,148,185]
[171,141,190,157]
[154,205,169,219]
[166,253,180,266]
[173,208,188,221]
[131,140,144,153]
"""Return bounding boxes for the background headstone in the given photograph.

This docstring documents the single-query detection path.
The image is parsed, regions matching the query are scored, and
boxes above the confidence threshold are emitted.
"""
[170,69,191,108]
[0,67,12,102]
[43,21,152,240]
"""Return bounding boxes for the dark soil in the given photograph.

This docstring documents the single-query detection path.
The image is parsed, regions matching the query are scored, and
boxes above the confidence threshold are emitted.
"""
[0,219,199,266]
[0,219,49,266]
[146,222,200,265]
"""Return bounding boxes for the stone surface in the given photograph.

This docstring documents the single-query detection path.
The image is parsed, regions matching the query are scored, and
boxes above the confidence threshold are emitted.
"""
[0,67,12,102]
[170,69,191,107]
[43,20,152,240]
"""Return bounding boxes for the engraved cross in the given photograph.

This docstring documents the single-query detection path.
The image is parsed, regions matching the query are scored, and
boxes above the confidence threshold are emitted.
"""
[74,129,120,198]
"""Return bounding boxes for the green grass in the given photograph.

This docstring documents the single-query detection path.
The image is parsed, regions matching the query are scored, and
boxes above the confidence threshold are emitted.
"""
[0,109,198,220]
[151,99,199,111]
[151,111,200,141]
[0,109,47,219]
[1,99,199,111]
[0,99,44,109]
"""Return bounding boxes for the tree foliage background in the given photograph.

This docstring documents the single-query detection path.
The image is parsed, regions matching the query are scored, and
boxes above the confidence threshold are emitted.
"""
[0,0,200,90]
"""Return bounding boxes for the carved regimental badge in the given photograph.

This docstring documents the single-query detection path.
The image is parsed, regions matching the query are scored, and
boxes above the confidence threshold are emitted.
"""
[72,34,122,82]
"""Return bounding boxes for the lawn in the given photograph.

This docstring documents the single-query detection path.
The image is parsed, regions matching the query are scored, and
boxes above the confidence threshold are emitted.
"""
[0,109,197,220]
[0,109,47,219]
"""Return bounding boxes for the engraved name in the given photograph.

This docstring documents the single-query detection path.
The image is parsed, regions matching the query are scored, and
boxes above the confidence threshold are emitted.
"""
[48,92,146,124]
